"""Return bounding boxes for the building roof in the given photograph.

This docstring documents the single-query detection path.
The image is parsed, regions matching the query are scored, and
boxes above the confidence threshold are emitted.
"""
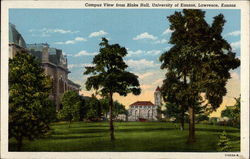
[9,23,27,48]
[155,86,160,91]
[27,43,67,68]
[130,101,155,107]
[68,79,81,88]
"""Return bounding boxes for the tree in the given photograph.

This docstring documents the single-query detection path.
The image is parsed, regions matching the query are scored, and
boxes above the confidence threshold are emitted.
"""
[84,38,141,141]
[85,95,102,121]
[99,98,110,118]
[79,96,87,121]
[164,102,187,130]
[160,10,240,143]
[58,90,81,127]
[221,96,240,127]
[9,53,55,150]
[113,100,128,118]
[99,98,127,119]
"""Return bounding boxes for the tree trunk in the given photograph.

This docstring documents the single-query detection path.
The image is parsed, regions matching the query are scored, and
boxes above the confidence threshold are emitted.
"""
[17,136,23,151]
[69,120,71,128]
[180,109,184,131]
[109,92,115,141]
[188,106,195,143]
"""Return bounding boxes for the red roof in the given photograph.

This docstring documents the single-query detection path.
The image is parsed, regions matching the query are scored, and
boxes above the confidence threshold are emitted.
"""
[155,86,160,91]
[130,101,155,107]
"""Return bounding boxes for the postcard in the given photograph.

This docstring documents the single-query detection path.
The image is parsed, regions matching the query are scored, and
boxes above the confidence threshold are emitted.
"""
[1,0,249,159]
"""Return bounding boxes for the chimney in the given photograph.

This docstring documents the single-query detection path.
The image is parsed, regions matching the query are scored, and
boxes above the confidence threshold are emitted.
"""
[42,44,49,63]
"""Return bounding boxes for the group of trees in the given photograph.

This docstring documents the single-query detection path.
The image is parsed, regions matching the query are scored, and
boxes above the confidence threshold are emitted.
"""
[160,9,240,143]
[9,52,129,149]
[58,91,128,127]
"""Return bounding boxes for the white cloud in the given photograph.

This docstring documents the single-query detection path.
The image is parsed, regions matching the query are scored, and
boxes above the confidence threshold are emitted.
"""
[51,29,79,34]
[74,50,98,57]
[162,28,174,35]
[127,49,162,57]
[138,72,154,79]
[29,28,79,37]
[146,50,162,55]
[133,32,158,40]
[54,37,87,45]
[226,30,240,37]
[230,41,240,51]
[68,63,95,69]
[125,59,159,71]
[154,39,168,44]
[89,30,108,38]
[127,50,144,56]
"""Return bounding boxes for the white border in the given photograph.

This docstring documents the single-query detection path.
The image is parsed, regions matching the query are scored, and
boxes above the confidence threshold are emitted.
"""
[1,1,249,159]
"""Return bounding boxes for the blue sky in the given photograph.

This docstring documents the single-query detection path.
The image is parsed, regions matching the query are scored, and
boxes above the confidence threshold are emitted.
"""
[9,9,241,115]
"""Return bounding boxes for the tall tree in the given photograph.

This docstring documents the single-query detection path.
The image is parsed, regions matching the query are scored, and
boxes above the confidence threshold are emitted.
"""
[160,10,240,143]
[58,90,81,127]
[84,38,141,141]
[9,53,55,150]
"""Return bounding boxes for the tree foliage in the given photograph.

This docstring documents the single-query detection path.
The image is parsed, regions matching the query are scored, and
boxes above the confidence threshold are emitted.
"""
[217,131,232,152]
[160,9,240,143]
[9,53,55,150]
[221,97,240,127]
[58,90,81,127]
[79,96,87,121]
[84,38,141,140]
[85,96,102,121]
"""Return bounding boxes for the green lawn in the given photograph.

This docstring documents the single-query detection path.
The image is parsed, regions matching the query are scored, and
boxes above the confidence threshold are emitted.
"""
[9,121,240,152]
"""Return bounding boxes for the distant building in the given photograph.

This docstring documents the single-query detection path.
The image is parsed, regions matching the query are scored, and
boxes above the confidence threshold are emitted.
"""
[9,23,80,111]
[128,86,162,121]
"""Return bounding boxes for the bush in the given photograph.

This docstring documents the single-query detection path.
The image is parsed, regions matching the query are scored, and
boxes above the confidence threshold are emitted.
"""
[217,131,232,152]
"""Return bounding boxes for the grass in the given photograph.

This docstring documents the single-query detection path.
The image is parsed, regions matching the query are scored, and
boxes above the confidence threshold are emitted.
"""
[9,121,240,152]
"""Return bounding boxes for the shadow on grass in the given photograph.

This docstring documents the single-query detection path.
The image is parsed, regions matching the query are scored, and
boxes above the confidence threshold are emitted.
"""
[53,128,109,135]
[226,135,240,141]
[48,135,104,140]
[196,128,240,133]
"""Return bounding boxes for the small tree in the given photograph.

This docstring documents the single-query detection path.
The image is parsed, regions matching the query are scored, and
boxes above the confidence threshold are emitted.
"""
[217,131,232,151]
[79,96,87,121]
[99,98,110,118]
[164,102,186,130]
[85,96,102,121]
[58,91,81,127]
[113,101,127,117]
[84,38,141,141]
[9,53,55,150]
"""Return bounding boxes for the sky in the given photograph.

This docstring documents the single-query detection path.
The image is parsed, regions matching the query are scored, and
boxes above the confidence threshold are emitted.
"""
[9,9,241,117]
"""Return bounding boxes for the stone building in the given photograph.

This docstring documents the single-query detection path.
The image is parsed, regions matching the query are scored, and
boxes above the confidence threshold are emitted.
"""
[27,43,81,110]
[9,23,27,58]
[128,86,162,121]
[9,23,80,111]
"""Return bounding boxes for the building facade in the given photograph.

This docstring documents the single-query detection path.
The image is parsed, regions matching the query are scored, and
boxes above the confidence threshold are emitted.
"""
[128,87,162,121]
[9,24,80,111]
